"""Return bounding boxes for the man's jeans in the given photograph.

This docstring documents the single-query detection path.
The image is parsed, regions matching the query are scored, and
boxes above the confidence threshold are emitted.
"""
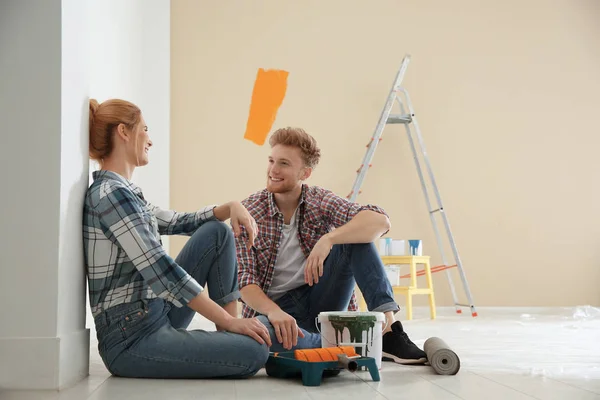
[94,221,269,379]
[265,242,400,352]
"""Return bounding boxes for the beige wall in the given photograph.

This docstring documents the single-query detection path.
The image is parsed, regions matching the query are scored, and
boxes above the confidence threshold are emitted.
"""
[170,0,600,308]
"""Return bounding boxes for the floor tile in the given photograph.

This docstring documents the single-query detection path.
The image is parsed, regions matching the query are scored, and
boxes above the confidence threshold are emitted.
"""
[474,372,600,400]
[368,364,462,399]
[421,370,537,399]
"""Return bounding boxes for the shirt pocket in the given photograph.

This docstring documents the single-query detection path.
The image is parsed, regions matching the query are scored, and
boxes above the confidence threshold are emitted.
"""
[302,217,327,237]
[141,208,159,237]
[253,236,274,277]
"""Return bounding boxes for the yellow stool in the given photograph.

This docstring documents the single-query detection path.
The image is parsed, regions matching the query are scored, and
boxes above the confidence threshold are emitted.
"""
[358,255,436,320]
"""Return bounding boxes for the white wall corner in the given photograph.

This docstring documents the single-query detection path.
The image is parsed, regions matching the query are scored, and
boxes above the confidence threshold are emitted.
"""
[56,0,91,389]
[0,0,171,391]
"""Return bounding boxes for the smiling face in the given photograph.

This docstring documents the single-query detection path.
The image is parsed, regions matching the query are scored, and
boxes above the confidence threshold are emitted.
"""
[126,115,152,167]
[266,144,311,194]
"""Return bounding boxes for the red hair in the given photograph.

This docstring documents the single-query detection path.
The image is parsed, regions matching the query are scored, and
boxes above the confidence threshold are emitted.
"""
[89,99,141,165]
[269,127,321,168]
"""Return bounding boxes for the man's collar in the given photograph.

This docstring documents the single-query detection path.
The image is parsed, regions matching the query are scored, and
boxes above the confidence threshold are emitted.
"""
[266,184,307,217]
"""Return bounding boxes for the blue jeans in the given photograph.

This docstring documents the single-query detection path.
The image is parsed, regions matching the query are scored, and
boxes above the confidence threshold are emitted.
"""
[264,243,399,352]
[93,221,269,379]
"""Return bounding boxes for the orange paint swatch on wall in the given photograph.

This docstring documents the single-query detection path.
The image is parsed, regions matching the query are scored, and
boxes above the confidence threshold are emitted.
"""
[244,68,289,146]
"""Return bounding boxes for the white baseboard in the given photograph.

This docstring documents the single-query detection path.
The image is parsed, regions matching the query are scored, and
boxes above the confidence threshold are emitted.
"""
[0,328,90,390]
[59,328,91,389]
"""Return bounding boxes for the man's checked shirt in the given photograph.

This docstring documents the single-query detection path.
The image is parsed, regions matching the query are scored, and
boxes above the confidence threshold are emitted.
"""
[235,184,389,318]
[83,170,216,317]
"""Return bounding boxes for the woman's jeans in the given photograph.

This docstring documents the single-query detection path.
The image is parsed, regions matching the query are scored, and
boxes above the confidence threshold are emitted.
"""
[93,221,270,379]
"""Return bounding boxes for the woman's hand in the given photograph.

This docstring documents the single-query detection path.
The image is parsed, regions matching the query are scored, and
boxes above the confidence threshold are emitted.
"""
[228,201,258,249]
[187,292,271,346]
[224,317,272,346]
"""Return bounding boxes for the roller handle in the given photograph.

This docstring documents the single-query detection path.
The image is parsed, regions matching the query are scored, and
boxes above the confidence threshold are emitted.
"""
[337,354,359,372]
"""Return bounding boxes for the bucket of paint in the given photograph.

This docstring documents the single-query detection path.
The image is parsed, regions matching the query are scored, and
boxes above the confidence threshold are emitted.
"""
[391,240,406,255]
[379,238,406,256]
[408,239,423,256]
[378,238,392,256]
[317,311,386,369]
[384,265,401,286]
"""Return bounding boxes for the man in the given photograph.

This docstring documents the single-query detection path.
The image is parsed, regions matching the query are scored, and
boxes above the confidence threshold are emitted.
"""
[234,127,427,364]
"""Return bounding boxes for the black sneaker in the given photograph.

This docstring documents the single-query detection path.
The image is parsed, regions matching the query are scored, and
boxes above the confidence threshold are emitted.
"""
[382,321,427,364]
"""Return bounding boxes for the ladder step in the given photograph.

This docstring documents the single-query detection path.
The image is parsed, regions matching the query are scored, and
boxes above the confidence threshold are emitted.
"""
[429,208,443,214]
[455,303,474,308]
[386,114,412,124]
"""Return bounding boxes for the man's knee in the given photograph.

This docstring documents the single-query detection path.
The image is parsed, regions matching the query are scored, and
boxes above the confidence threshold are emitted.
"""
[329,242,375,258]
[256,315,274,335]
[345,242,376,252]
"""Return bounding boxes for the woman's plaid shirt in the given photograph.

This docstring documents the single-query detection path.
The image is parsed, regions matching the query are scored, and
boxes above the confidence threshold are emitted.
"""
[83,170,216,317]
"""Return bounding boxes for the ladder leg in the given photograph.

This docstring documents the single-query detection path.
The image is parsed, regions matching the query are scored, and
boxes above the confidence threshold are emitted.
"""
[401,89,477,317]
[348,56,412,203]
[348,92,395,203]
[348,98,393,202]
[397,98,462,313]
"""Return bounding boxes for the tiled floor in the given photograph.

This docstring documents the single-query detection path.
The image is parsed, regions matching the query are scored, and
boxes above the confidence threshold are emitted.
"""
[2,306,599,399]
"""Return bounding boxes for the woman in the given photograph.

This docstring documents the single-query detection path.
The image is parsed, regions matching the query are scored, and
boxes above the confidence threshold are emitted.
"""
[84,98,272,379]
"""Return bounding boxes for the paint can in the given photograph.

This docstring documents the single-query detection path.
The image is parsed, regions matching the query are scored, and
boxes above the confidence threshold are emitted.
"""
[317,311,386,369]
[408,239,423,256]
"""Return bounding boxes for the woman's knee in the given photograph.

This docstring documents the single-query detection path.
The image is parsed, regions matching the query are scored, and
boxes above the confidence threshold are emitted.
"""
[186,221,235,257]
[194,220,233,240]
[209,219,232,235]
[237,339,269,378]
[211,221,236,252]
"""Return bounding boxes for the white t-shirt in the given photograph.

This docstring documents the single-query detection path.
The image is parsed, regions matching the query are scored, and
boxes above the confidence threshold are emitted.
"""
[267,207,307,300]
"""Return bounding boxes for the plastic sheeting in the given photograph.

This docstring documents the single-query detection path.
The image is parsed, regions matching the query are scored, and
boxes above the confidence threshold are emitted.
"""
[404,306,600,379]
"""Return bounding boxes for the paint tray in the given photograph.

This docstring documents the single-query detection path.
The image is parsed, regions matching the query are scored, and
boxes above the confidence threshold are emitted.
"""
[265,351,381,387]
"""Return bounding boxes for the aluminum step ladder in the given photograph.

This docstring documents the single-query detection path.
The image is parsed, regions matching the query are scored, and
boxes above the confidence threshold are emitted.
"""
[347,54,477,317]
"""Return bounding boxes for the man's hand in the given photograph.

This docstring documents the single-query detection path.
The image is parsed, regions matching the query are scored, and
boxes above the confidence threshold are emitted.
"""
[229,201,258,249]
[224,317,272,346]
[305,235,333,286]
[267,308,305,350]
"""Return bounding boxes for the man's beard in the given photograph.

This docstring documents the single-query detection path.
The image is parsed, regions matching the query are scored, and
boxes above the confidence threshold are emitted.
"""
[266,176,297,194]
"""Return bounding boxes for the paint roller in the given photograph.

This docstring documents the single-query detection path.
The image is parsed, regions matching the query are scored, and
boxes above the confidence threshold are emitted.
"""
[423,337,460,375]
[294,347,360,371]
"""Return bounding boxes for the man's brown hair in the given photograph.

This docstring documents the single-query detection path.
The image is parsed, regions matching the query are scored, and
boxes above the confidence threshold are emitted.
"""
[269,127,321,168]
